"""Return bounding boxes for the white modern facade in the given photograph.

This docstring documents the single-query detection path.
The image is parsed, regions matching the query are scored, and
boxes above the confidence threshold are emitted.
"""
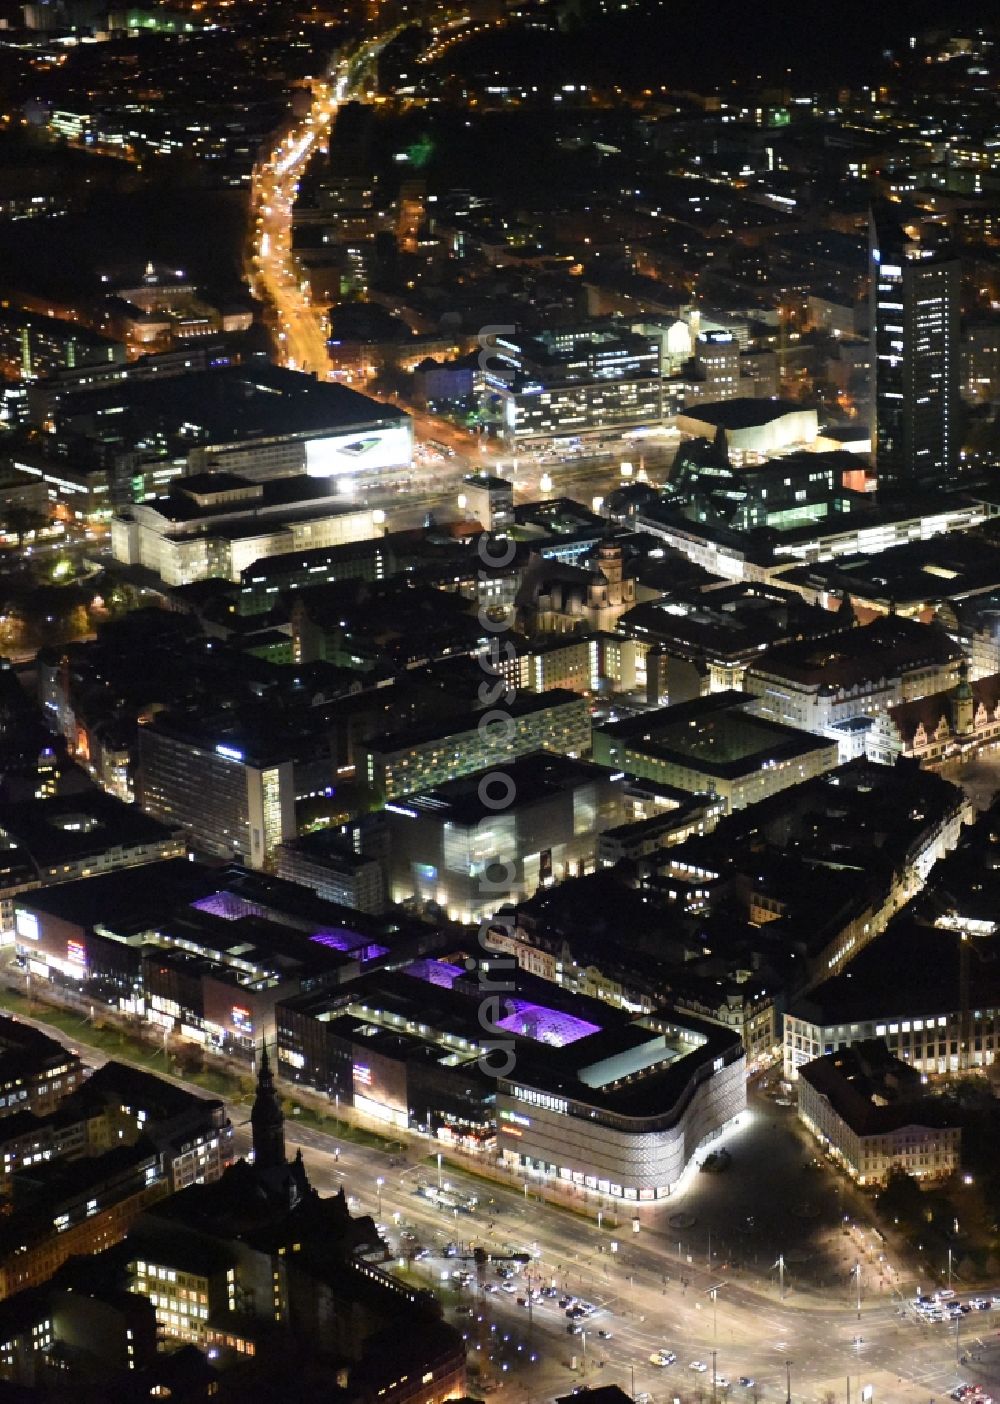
[112,494,376,586]
[785,989,995,1083]
[635,498,988,584]
[497,1016,746,1202]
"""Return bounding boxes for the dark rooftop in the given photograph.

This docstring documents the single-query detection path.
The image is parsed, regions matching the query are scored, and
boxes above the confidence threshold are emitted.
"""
[680,397,808,430]
[0,789,182,872]
[370,688,585,756]
[798,1040,960,1136]
[401,752,617,827]
[789,918,981,1027]
[556,1389,634,1404]
[140,472,360,526]
[55,363,408,446]
[285,962,742,1122]
[596,691,834,779]
[749,615,961,690]
[620,581,845,664]
[784,530,1000,609]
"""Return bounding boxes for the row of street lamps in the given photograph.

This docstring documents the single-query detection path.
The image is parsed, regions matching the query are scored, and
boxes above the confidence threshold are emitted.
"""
[360,1148,875,1404]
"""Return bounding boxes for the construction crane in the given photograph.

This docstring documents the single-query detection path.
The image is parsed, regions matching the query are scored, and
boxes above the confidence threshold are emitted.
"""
[929,889,996,1074]
[957,926,996,1073]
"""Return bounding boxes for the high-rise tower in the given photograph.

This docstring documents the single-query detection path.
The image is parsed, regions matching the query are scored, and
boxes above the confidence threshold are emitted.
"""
[251,1045,285,1171]
[869,207,961,495]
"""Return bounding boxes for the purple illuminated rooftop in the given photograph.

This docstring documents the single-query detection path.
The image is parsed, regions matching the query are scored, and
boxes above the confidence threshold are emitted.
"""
[310,929,388,961]
[191,892,269,922]
[402,959,467,989]
[190,897,387,960]
[400,964,599,1044]
[495,999,601,1048]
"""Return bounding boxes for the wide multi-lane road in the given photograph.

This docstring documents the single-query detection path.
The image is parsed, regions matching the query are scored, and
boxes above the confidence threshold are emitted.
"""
[8,999,993,1404]
[247,55,680,530]
[292,1124,987,1404]
[249,70,342,376]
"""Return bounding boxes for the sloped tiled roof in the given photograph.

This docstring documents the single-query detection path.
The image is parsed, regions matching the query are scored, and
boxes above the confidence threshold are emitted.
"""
[889,673,1000,744]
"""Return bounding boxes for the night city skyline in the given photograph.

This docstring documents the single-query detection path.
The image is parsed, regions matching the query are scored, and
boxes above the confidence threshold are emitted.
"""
[0,2,999,1404]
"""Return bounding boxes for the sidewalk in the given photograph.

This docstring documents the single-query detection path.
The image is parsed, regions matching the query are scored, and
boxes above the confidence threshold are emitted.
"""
[0,971,941,1317]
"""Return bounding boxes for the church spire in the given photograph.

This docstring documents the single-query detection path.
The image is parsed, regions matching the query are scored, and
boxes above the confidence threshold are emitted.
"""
[952,659,974,738]
[251,1043,285,1171]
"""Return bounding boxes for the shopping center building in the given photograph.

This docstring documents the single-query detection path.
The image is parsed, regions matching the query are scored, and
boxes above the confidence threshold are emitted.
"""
[276,955,745,1201]
[496,1008,745,1202]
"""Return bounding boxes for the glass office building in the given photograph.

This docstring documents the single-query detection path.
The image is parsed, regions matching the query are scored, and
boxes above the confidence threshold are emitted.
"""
[870,210,961,494]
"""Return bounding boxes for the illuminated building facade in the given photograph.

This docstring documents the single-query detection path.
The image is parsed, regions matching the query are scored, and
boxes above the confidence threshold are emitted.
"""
[783,918,1000,1081]
[592,692,839,812]
[275,834,384,914]
[11,860,413,1054]
[129,1251,222,1346]
[111,474,377,588]
[385,754,626,923]
[0,1018,83,1120]
[0,1142,170,1300]
[497,1010,745,1202]
[744,615,963,748]
[797,1041,961,1186]
[138,725,295,869]
[363,690,591,802]
[55,364,411,508]
[0,309,125,382]
[869,210,961,493]
[484,325,662,446]
[277,961,745,1195]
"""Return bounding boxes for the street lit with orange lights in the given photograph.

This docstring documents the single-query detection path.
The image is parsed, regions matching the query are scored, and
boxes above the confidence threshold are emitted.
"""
[249,68,344,377]
[246,40,672,526]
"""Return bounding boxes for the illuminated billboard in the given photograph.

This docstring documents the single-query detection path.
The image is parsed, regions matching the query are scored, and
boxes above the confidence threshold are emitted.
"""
[203,977,261,1041]
[304,424,412,478]
[15,910,38,943]
[352,1048,409,1130]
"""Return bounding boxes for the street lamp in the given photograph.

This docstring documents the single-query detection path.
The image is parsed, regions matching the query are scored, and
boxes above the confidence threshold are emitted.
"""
[785,1360,792,1404]
[437,1152,443,1189]
[376,1176,384,1217]
[705,1284,723,1342]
